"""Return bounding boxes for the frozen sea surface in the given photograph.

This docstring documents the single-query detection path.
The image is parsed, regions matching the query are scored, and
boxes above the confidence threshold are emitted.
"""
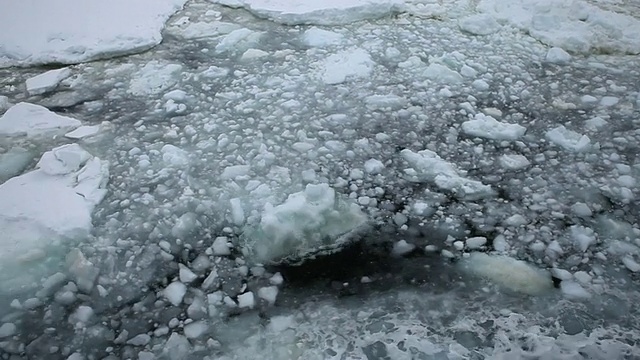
[0,0,640,359]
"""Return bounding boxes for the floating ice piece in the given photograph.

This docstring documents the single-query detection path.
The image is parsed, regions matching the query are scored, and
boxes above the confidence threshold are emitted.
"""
[458,14,501,35]
[65,125,101,139]
[241,48,269,61]
[560,281,591,300]
[302,27,344,47]
[622,256,640,272]
[0,102,81,138]
[499,154,530,170]
[545,47,572,64]
[0,0,188,67]
[258,286,278,305]
[237,291,255,308]
[168,21,241,40]
[364,94,407,110]
[462,114,526,141]
[128,61,183,96]
[364,158,385,174]
[242,183,368,263]
[184,321,208,339]
[477,0,640,54]
[392,240,415,256]
[163,281,187,306]
[26,68,72,96]
[215,28,263,53]
[0,144,109,291]
[210,0,405,25]
[424,63,463,84]
[546,125,591,152]
[162,144,189,167]
[570,225,597,252]
[459,253,553,295]
[320,48,374,85]
[401,149,495,200]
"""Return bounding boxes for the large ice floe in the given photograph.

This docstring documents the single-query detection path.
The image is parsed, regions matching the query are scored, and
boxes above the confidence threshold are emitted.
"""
[241,183,368,264]
[476,0,640,54]
[209,0,406,25]
[0,102,81,138]
[0,144,109,292]
[0,0,188,68]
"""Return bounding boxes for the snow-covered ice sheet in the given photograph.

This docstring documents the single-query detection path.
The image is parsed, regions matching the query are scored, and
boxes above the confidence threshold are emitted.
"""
[0,102,81,138]
[0,144,108,292]
[209,0,406,25]
[476,0,640,54]
[0,0,188,68]
[241,183,368,263]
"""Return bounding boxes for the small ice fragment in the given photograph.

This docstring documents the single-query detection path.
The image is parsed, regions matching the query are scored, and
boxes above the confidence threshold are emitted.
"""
[545,47,572,64]
[179,264,198,284]
[392,240,415,256]
[212,237,231,256]
[26,67,72,95]
[560,281,591,300]
[622,256,640,272]
[465,237,487,249]
[258,286,278,305]
[237,292,255,308]
[163,282,187,306]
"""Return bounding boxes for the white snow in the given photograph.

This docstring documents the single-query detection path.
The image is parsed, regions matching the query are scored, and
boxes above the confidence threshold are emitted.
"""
[545,125,591,152]
[459,253,553,295]
[25,68,72,96]
[401,149,495,200]
[458,14,502,35]
[0,0,188,68]
[320,48,374,85]
[499,154,530,170]
[0,144,108,280]
[209,0,405,25]
[477,0,640,54]
[242,183,368,263]
[163,282,187,306]
[0,102,81,138]
[302,27,344,47]
[461,114,526,141]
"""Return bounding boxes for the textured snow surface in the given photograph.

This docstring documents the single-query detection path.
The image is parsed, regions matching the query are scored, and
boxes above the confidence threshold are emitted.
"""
[0,0,188,68]
[477,0,640,54]
[0,102,81,138]
[210,0,405,25]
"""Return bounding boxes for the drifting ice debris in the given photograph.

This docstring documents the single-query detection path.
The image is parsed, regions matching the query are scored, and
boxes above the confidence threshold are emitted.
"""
[302,27,344,47]
[26,67,72,95]
[461,113,526,141]
[401,149,495,200]
[459,253,553,295]
[458,14,502,35]
[320,48,374,85]
[546,125,591,152]
[241,183,368,264]
[0,102,81,138]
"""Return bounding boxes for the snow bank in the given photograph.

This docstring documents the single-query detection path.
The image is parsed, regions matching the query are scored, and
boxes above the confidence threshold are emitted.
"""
[401,149,495,200]
[0,0,188,68]
[459,253,553,295]
[242,183,368,264]
[0,144,109,291]
[477,0,640,54]
[0,102,81,138]
[209,0,405,25]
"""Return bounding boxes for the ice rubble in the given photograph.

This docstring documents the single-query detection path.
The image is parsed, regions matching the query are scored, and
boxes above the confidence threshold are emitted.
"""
[0,144,109,290]
[0,102,81,138]
[241,183,368,263]
[459,253,554,295]
[209,0,405,25]
[401,149,495,200]
[461,113,526,141]
[476,0,640,54]
[0,0,188,68]
[319,48,375,85]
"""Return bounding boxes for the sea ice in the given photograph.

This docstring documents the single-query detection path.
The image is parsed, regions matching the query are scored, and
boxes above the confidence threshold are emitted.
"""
[25,68,72,96]
[242,183,368,263]
[0,0,188,67]
[461,113,526,141]
[128,61,183,96]
[0,102,81,138]
[320,48,374,85]
[0,144,109,287]
[210,0,405,25]
[401,149,495,200]
[0,147,33,184]
[458,14,502,35]
[459,253,553,295]
[546,125,591,152]
[302,27,344,47]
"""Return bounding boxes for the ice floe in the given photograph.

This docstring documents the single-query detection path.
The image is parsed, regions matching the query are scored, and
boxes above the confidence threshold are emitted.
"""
[25,68,72,96]
[0,0,188,67]
[0,102,81,138]
[461,113,526,141]
[210,0,405,25]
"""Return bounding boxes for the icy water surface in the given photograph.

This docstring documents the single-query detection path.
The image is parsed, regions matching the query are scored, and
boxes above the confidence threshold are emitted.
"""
[0,0,640,359]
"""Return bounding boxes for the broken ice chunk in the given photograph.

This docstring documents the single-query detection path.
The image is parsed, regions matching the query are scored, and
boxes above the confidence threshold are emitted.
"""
[546,126,591,152]
[242,183,368,264]
[26,67,72,96]
[401,149,495,200]
[0,102,81,138]
[462,114,526,141]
